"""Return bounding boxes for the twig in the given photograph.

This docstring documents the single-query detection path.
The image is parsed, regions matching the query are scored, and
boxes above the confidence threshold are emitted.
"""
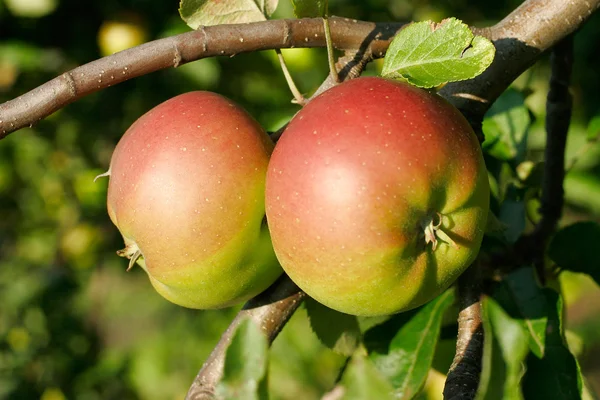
[516,36,574,281]
[185,275,305,400]
[275,49,307,105]
[269,49,373,142]
[443,264,484,400]
[323,18,340,83]
[536,36,574,238]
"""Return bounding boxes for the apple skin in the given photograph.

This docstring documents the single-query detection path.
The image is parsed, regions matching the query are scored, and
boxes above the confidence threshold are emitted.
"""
[106,91,282,309]
[265,77,489,316]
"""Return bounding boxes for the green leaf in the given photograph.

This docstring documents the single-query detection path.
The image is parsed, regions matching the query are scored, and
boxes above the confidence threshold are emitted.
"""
[179,0,279,29]
[363,309,422,355]
[564,171,600,215]
[522,290,583,399]
[381,18,495,88]
[476,300,501,400]
[215,318,269,400]
[516,161,544,188]
[548,221,600,286]
[484,211,508,238]
[478,297,528,400]
[291,0,327,18]
[305,297,361,356]
[493,268,547,358]
[498,184,526,243]
[482,89,531,162]
[369,290,455,399]
[338,353,395,400]
[587,115,600,141]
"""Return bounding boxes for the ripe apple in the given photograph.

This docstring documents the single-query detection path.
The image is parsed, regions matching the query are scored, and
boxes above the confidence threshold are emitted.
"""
[104,91,282,309]
[265,77,489,316]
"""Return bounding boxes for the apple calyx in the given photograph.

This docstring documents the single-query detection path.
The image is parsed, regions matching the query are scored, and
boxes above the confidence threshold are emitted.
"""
[421,213,458,251]
[116,242,142,271]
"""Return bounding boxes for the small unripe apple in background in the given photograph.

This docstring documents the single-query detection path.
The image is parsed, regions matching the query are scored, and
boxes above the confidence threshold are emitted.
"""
[104,92,282,309]
[266,77,489,316]
[97,14,148,57]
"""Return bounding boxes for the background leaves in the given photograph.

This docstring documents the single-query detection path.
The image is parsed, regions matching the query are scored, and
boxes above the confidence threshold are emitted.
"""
[2,1,600,399]
[291,0,328,18]
[548,221,600,285]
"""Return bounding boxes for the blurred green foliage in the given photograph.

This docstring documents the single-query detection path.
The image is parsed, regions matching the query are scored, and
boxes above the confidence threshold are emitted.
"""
[1,0,600,399]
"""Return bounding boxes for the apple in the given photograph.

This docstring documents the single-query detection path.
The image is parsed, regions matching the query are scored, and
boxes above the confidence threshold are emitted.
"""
[97,14,148,57]
[104,91,282,309]
[265,77,489,316]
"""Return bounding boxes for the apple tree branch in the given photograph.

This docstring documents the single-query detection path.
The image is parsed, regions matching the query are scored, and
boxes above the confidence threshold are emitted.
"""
[517,36,574,281]
[443,264,484,400]
[186,276,305,400]
[1,0,598,137]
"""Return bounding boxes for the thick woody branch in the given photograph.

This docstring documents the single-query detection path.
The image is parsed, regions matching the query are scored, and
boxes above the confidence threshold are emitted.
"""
[440,0,598,129]
[443,264,484,400]
[186,276,305,400]
[0,17,399,137]
[1,0,599,137]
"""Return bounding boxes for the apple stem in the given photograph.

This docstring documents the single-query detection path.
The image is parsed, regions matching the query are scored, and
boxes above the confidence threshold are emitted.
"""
[323,17,340,84]
[93,168,111,182]
[274,49,307,106]
[422,213,458,251]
